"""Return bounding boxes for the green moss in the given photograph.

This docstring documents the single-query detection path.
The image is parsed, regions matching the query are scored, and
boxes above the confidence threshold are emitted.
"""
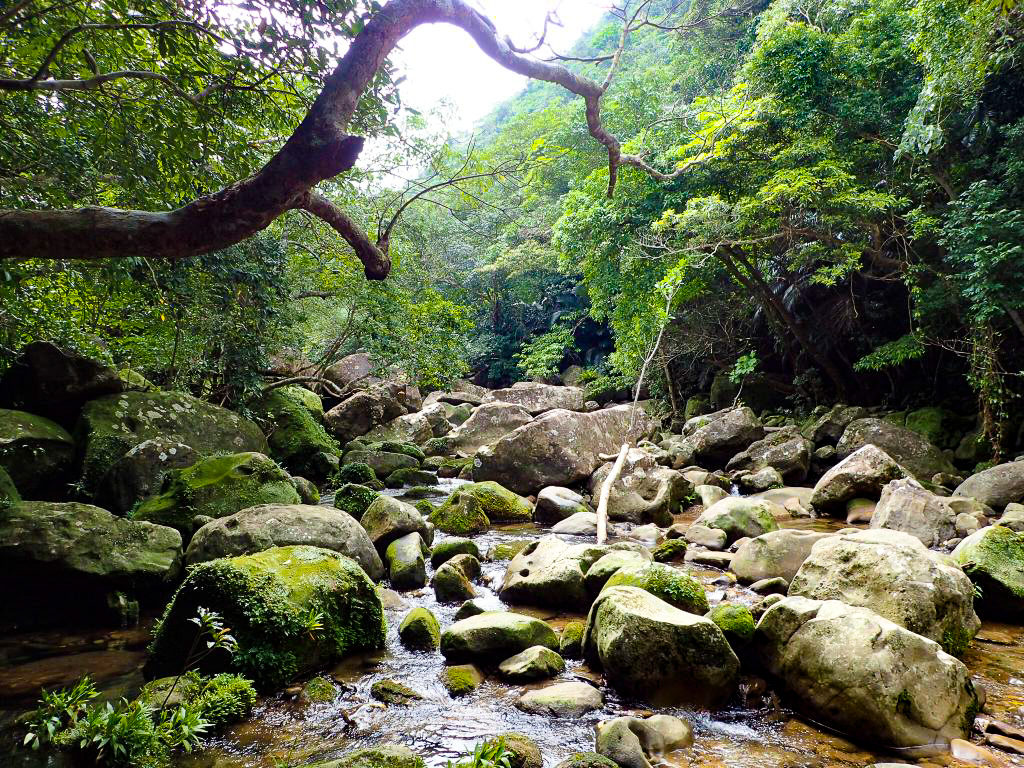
[251,389,338,478]
[398,606,441,650]
[314,745,427,768]
[282,386,324,417]
[602,563,709,615]
[652,539,688,562]
[302,675,338,703]
[368,441,426,462]
[334,483,380,518]
[440,664,483,696]
[422,436,451,457]
[430,538,481,567]
[429,491,489,535]
[491,540,531,561]
[133,452,300,535]
[559,620,586,659]
[402,485,435,499]
[895,688,913,717]
[453,481,532,523]
[370,678,423,705]
[953,525,1024,618]
[148,545,386,690]
[385,468,438,488]
[335,462,378,486]
[414,499,437,517]
[0,408,75,497]
[705,603,755,647]
[118,368,157,391]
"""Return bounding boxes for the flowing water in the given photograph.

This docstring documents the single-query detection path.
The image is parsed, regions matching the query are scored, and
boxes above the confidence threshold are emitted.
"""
[2,487,1023,768]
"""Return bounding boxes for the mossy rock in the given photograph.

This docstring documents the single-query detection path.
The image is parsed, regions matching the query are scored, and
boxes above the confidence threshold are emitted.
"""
[371,678,423,705]
[282,386,324,418]
[301,675,338,703]
[251,389,339,481]
[0,408,74,499]
[652,539,688,563]
[429,491,489,535]
[77,391,268,496]
[398,606,440,651]
[487,733,542,768]
[555,754,619,768]
[118,368,158,391]
[133,452,300,536]
[385,468,438,488]
[952,525,1024,619]
[343,449,418,478]
[0,466,20,510]
[559,620,586,659]
[138,671,257,727]
[905,407,965,450]
[370,441,427,462]
[602,563,709,615]
[705,603,755,649]
[440,664,483,697]
[402,485,436,499]
[291,475,320,504]
[147,545,386,690]
[335,462,377,486]
[451,481,532,523]
[310,745,426,768]
[334,483,380,518]
[422,436,451,457]
[430,537,481,568]
[414,499,436,517]
[491,540,531,561]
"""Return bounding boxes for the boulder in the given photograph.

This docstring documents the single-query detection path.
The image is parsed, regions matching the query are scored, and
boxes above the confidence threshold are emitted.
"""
[443,402,533,457]
[498,645,565,681]
[361,495,431,552]
[309,746,423,768]
[0,466,19,508]
[691,496,781,545]
[133,452,300,536]
[731,530,834,584]
[809,445,908,516]
[76,391,267,496]
[323,352,375,389]
[97,439,198,515]
[446,480,532,523]
[430,537,480,567]
[953,461,1024,512]
[695,484,728,507]
[184,503,383,580]
[386,532,427,590]
[342,449,418,479]
[486,383,586,414]
[951,525,1024,619]
[588,449,691,526]
[726,427,813,484]
[734,467,784,493]
[551,511,598,535]
[534,486,590,524]
[432,557,477,602]
[601,562,708,615]
[0,501,182,629]
[364,412,433,446]
[754,596,979,755]
[473,405,654,496]
[672,407,766,468]
[836,418,956,481]
[870,479,959,547]
[514,681,603,717]
[683,523,728,550]
[440,664,484,696]
[596,716,693,768]
[334,483,380,519]
[324,391,386,444]
[584,550,653,594]
[429,490,489,535]
[250,388,339,480]
[0,408,75,499]
[801,405,868,446]
[423,380,490,407]
[0,342,123,428]
[583,586,739,706]
[705,603,755,649]
[440,611,558,662]
[147,546,385,689]
[500,535,607,610]
[789,529,980,655]
[399,606,440,650]
[998,503,1024,532]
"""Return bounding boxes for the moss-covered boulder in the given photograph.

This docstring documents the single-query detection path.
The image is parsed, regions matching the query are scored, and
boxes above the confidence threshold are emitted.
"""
[430,537,480,567]
[138,671,256,726]
[429,491,489,535]
[559,620,586,659]
[498,645,565,681]
[601,563,709,615]
[335,462,378,486]
[0,465,20,509]
[691,496,781,544]
[118,368,157,392]
[432,557,477,603]
[371,678,423,705]
[251,388,338,481]
[652,539,687,563]
[385,468,437,488]
[0,501,182,629]
[440,664,483,696]
[343,449,418,479]
[705,603,755,649]
[385,532,427,590]
[398,606,440,651]
[133,452,300,536]
[361,495,432,552]
[440,611,558,663]
[147,545,385,690]
[446,481,532,523]
[310,744,426,768]
[583,586,739,707]
[334,483,380,518]
[77,391,267,496]
[0,408,75,499]
[952,525,1024,619]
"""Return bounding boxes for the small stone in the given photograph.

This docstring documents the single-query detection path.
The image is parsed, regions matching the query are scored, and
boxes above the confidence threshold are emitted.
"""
[986,733,1024,755]
[498,645,565,681]
[370,678,422,705]
[515,681,603,717]
[684,549,733,568]
[951,738,1002,765]
[398,607,440,651]
[440,664,483,696]
[749,577,788,595]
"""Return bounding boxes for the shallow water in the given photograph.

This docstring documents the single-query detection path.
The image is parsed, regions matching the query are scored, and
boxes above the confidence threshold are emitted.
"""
[2,497,1023,768]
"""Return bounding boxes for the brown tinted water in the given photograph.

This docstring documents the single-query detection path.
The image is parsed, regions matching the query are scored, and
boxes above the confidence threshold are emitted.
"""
[2,487,1022,768]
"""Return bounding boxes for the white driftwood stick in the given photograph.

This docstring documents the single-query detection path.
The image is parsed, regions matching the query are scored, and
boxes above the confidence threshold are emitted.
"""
[596,442,629,544]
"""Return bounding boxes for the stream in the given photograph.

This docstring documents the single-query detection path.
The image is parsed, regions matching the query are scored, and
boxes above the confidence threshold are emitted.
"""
[2,479,1023,768]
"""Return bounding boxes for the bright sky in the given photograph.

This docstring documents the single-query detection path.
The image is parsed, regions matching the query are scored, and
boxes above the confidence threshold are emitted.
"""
[392,0,610,131]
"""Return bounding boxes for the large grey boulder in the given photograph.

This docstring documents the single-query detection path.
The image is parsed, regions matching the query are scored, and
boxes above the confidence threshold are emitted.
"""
[443,402,533,457]
[809,445,908,516]
[360,495,432,552]
[184,503,383,580]
[870,479,962,547]
[671,407,765,468]
[726,426,813,484]
[323,352,375,389]
[364,412,433,445]
[473,405,654,496]
[324,391,386,443]
[485,382,585,414]
[583,586,739,707]
[951,525,1024,619]
[0,501,182,629]
[754,596,979,755]
[731,530,834,584]
[788,529,980,655]
[953,461,1024,512]
[500,535,607,610]
[533,486,590,524]
[801,405,868,445]
[691,496,781,545]
[440,611,558,662]
[587,448,690,526]
[836,418,956,481]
